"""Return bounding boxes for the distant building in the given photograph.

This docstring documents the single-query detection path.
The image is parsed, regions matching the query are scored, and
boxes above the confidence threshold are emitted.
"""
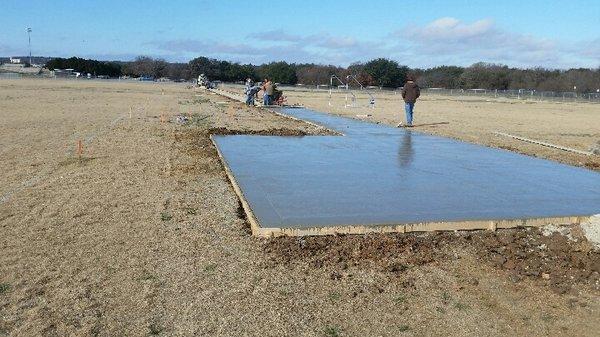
[9,57,21,64]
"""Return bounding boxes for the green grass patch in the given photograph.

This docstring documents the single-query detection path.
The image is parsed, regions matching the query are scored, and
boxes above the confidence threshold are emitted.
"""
[149,323,162,335]
[454,302,471,311]
[193,97,209,104]
[188,113,211,126]
[324,326,341,337]
[204,263,217,272]
[394,295,406,304]
[278,289,291,297]
[328,291,341,301]
[0,283,10,295]
[441,291,451,304]
[139,272,158,281]
[541,314,554,322]
[178,97,209,105]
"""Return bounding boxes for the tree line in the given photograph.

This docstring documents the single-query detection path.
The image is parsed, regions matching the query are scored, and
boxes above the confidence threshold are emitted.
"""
[45,57,122,77]
[45,56,600,93]
[416,63,600,93]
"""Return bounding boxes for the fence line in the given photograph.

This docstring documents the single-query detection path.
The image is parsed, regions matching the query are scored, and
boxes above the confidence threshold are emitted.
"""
[0,73,23,79]
[420,88,600,103]
[276,84,600,104]
[3,77,598,104]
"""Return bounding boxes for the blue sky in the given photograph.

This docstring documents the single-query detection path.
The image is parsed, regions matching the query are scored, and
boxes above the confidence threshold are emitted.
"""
[1,0,599,68]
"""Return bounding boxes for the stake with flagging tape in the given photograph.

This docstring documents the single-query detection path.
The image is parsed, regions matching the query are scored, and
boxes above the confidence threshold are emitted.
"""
[494,132,595,156]
[76,140,84,157]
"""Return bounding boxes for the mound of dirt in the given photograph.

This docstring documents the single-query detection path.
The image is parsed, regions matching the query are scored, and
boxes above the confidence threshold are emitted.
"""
[209,127,310,137]
[468,228,600,294]
[263,227,600,294]
[263,232,448,271]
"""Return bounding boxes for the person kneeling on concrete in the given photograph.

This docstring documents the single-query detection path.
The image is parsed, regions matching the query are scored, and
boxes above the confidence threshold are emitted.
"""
[245,85,261,106]
[399,75,420,127]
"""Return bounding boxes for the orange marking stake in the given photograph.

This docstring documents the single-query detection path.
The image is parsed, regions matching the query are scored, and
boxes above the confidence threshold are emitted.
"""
[76,140,84,157]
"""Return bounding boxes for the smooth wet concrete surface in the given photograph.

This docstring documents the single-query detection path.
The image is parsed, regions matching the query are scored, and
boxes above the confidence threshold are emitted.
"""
[213,107,600,229]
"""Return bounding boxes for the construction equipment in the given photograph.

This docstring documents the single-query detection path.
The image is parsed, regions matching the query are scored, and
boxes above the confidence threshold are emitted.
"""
[271,84,287,105]
[328,74,375,108]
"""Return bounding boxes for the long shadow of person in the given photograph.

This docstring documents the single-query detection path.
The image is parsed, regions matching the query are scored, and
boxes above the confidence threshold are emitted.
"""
[398,130,414,168]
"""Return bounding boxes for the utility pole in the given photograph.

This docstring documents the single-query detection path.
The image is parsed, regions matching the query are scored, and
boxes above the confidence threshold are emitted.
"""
[26,27,32,65]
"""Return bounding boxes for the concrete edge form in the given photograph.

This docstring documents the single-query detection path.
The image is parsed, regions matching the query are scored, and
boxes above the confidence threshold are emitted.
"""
[494,131,595,156]
[254,216,589,237]
[210,134,263,236]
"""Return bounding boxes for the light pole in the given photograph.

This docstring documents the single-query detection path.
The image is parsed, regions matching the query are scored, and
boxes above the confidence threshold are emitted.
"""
[26,27,32,65]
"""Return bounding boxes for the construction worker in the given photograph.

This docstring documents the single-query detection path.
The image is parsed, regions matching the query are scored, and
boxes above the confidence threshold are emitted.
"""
[245,78,254,90]
[399,75,420,127]
[245,85,261,106]
[244,78,255,106]
[262,78,273,106]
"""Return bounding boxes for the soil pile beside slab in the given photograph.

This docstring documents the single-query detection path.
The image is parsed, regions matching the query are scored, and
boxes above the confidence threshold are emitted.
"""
[264,227,600,294]
[209,127,311,137]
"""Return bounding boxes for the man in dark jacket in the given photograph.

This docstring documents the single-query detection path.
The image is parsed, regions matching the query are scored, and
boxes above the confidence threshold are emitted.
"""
[399,75,420,127]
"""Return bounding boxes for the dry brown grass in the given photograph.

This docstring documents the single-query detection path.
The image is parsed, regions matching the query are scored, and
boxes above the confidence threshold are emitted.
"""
[0,79,598,337]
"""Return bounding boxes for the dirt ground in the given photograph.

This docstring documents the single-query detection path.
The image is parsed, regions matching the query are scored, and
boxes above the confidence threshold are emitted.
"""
[1,79,599,337]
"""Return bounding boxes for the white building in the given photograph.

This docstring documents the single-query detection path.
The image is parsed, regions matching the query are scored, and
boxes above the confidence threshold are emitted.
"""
[9,57,21,64]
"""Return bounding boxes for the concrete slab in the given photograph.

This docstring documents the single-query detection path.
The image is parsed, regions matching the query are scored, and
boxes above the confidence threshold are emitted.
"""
[212,107,600,236]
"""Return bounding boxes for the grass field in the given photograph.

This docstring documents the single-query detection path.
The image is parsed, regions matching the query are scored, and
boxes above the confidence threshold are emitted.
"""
[1,79,599,337]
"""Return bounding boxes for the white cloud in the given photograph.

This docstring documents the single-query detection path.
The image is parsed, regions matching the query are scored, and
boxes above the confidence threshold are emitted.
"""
[248,30,385,58]
[578,38,600,61]
[395,17,597,68]
[83,19,599,68]
[247,30,305,43]
[405,17,495,42]
[152,22,597,68]
[248,30,366,50]
[152,38,323,64]
[155,39,264,56]
[152,31,389,65]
